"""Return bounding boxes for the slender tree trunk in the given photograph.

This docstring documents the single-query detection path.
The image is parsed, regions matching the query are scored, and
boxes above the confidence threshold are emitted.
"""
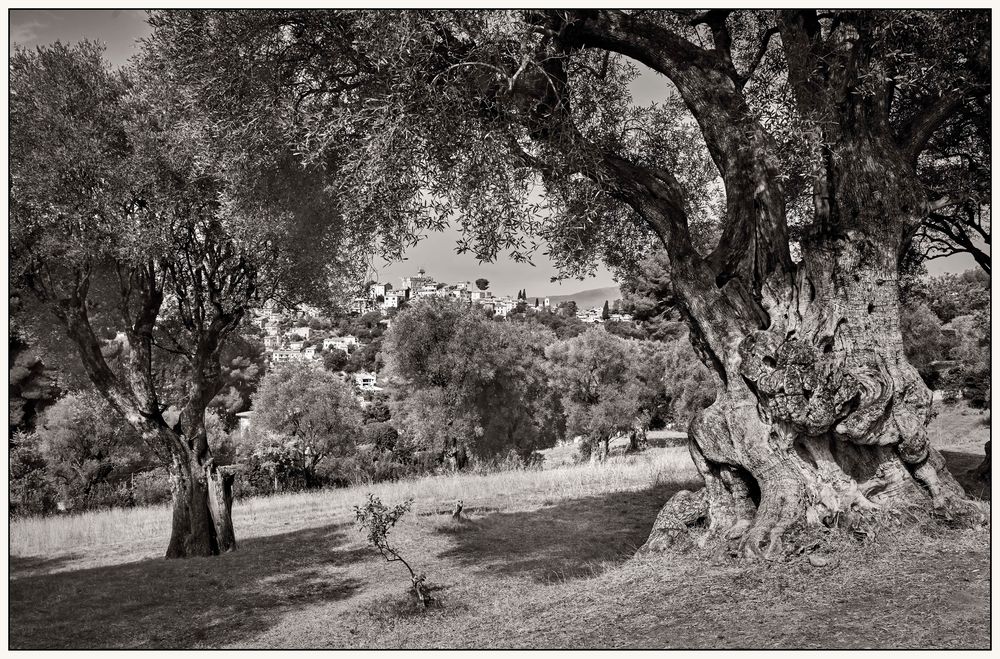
[627,424,647,453]
[590,436,611,464]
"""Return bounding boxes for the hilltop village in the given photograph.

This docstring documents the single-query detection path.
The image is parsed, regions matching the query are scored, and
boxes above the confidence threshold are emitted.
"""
[251,268,632,393]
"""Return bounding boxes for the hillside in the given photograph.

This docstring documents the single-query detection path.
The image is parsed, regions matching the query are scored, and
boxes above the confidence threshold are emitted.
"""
[541,285,621,310]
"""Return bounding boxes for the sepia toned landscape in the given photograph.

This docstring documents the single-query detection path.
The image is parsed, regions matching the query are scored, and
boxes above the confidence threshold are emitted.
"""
[9,8,991,650]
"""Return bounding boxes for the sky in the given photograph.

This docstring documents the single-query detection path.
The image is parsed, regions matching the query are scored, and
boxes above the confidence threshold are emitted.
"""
[10,10,984,297]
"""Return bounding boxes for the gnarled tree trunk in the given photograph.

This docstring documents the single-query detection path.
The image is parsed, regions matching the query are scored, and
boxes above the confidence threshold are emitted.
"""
[166,454,236,559]
[644,151,982,557]
[166,373,238,558]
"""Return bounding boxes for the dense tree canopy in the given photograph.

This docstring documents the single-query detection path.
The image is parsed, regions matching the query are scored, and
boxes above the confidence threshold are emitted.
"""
[145,10,988,282]
[546,329,669,458]
[34,392,151,508]
[383,298,562,466]
[251,363,365,485]
[9,40,354,557]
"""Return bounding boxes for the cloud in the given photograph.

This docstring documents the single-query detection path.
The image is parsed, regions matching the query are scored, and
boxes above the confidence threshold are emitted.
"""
[10,19,46,46]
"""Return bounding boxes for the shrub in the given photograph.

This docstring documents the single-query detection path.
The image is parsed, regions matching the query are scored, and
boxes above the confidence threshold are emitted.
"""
[131,468,173,506]
[9,431,57,517]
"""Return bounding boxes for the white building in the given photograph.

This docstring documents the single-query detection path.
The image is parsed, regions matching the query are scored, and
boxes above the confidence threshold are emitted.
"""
[354,371,381,391]
[303,346,318,359]
[288,340,305,351]
[324,335,359,353]
[493,298,517,318]
[263,334,282,350]
[381,290,407,311]
[271,349,309,364]
[289,326,311,339]
[401,268,434,292]
[416,284,439,298]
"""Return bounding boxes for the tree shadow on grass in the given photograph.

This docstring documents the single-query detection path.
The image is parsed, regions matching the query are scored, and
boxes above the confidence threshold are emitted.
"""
[940,449,990,500]
[10,552,85,578]
[10,523,368,649]
[435,479,700,583]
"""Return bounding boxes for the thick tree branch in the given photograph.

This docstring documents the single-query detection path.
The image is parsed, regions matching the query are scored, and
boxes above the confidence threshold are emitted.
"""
[505,37,699,266]
[738,26,780,89]
[52,269,183,458]
[540,9,793,292]
[897,94,972,164]
[923,211,991,274]
[690,10,736,73]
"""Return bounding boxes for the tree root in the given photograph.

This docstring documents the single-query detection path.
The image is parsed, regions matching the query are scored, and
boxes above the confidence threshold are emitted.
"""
[636,489,708,553]
[640,472,985,560]
[411,573,432,608]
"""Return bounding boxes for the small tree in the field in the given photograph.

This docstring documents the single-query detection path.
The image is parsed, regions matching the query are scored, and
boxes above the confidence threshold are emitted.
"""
[354,494,431,607]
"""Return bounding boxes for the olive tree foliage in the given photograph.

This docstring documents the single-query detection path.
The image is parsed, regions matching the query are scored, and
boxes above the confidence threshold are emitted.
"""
[382,298,562,467]
[545,329,668,459]
[250,362,365,485]
[149,10,990,554]
[8,41,349,557]
[145,10,723,274]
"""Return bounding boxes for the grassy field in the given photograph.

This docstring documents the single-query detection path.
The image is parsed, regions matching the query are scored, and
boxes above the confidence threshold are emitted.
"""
[9,403,991,649]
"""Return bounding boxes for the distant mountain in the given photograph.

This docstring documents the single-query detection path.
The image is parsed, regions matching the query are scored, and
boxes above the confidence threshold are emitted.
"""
[539,286,621,311]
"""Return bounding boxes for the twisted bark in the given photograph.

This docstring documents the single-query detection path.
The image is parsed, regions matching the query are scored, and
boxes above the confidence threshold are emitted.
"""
[643,207,982,558]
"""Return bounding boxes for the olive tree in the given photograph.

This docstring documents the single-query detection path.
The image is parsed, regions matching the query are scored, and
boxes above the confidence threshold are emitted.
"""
[251,362,365,486]
[10,42,349,557]
[148,10,988,556]
[382,298,561,466]
[546,329,667,460]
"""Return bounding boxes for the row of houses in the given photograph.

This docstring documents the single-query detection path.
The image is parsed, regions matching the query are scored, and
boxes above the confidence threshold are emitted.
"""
[348,268,539,318]
[576,307,634,324]
[268,334,361,363]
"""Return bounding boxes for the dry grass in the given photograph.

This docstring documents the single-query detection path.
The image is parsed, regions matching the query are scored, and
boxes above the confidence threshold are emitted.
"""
[10,447,697,568]
[9,430,990,650]
[927,400,990,451]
